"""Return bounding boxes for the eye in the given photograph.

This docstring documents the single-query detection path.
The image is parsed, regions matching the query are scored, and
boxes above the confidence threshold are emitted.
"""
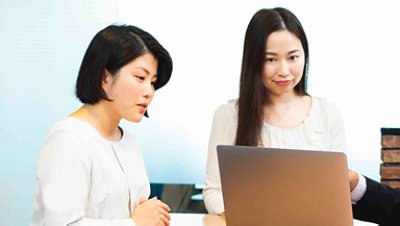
[289,55,299,61]
[135,75,145,81]
[265,57,275,63]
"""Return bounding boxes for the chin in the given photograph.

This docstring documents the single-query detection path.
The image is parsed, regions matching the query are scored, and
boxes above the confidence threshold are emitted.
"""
[125,115,143,123]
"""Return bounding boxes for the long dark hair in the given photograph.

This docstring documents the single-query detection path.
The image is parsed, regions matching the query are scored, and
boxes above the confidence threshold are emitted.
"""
[235,7,309,146]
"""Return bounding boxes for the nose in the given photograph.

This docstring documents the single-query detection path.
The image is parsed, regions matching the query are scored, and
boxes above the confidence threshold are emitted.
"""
[143,81,154,99]
[277,60,290,77]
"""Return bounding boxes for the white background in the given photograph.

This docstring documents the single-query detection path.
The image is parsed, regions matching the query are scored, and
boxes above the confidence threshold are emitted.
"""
[1,1,399,225]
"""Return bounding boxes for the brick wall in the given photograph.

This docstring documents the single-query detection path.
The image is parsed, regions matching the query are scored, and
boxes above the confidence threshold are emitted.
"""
[380,128,400,188]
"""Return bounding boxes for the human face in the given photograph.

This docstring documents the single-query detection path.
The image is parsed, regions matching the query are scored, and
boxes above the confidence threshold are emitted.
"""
[263,30,305,96]
[103,53,158,123]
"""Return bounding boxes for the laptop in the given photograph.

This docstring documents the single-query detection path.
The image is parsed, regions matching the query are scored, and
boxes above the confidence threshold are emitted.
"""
[217,145,353,226]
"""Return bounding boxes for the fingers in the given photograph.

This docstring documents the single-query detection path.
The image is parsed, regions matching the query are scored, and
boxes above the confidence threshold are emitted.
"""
[159,212,170,225]
[133,197,171,226]
[151,199,171,219]
[139,197,171,226]
[148,197,170,212]
[158,205,170,220]
[145,197,171,225]
[154,199,170,225]
[157,200,171,212]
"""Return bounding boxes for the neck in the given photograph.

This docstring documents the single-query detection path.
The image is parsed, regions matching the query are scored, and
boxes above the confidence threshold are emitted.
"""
[263,93,310,128]
[70,102,121,141]
[267,91,299,107]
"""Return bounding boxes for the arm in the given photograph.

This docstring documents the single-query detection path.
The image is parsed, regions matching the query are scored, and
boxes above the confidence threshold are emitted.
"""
[203,103,237,214]
[352,175,400,225]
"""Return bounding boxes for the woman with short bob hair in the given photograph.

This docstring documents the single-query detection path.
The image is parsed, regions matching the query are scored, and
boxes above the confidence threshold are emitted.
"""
[76,24,172,106]
[31,24,172,226]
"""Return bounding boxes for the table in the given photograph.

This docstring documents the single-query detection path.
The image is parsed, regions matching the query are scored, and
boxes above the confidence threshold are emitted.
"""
[170,213,377,225]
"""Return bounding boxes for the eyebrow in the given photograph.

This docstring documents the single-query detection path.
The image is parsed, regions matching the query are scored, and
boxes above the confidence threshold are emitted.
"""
[265,49,301,55]
[135,67,150,75]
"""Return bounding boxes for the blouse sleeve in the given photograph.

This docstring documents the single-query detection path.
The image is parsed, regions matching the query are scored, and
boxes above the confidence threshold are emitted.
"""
[326,100,347,153]
[202,102,237,214]
[32,131,135,226]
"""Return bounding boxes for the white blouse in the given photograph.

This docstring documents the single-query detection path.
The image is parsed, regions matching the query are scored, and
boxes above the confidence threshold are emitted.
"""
[31,117,150,226]
[203,96,347,214]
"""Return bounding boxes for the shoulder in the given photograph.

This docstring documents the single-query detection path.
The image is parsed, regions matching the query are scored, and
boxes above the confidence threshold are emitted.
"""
[41,117,101,157]
[47,118,96,141]
[46,118,87,141]
[213,99,238,118]
[310,96,342,118]
[37,118,96,172]
[210,99,238,129]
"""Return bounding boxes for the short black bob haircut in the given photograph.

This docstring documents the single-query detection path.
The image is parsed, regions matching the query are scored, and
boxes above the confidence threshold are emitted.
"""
[75,24,173,105]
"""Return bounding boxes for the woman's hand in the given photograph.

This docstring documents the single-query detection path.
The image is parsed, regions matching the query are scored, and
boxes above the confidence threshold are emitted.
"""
[133,197,171,226]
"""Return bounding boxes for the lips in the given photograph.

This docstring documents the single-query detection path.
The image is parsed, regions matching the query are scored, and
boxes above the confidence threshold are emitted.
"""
[275,80,291,86]
[137,103,148,112]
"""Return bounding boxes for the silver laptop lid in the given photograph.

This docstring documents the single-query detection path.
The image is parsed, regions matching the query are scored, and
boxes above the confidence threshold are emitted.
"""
[217,145,353,226]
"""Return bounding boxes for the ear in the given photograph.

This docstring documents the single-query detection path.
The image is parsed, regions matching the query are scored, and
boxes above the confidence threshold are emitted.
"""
[102,69,112,90]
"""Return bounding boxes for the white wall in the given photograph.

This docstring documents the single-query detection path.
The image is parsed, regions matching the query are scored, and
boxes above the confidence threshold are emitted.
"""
[1,1,399,225]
